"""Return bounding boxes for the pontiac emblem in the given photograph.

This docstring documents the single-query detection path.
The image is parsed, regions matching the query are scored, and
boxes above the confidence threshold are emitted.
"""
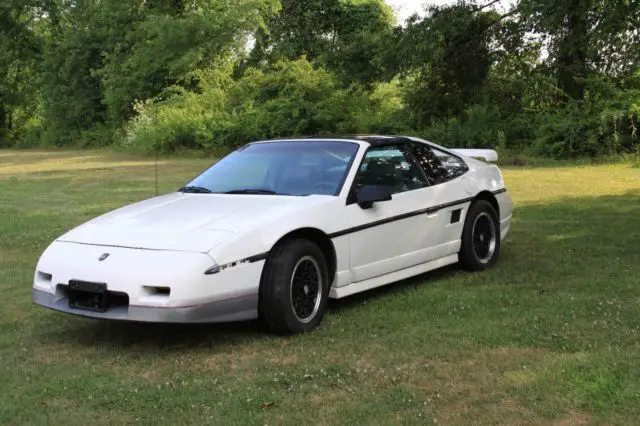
[98,253,110,261]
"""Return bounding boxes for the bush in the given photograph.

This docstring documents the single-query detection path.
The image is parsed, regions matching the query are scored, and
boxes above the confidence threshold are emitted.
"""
[2,114,43,149]
[227,58,375,139]
[119,82,232,154]
[531,81,639,159]
[350,80,412,134]
[16,114,45,148]
[119,58,412,153]
[420,104,507,149]
[114,59,639,159]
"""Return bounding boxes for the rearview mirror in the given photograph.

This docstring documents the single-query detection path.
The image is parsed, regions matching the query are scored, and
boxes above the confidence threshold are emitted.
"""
[355,185,392,209]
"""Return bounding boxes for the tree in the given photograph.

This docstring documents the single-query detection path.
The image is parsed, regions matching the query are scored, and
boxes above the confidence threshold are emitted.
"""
[0,0,43,143]
[39,0,279,145]
[242,0,396,85]
[519,0,640,100]
[395,1,507,124]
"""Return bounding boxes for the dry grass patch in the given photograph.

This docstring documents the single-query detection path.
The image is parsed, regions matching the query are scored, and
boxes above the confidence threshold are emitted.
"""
[30,340,103,366]
[504,164,640,206]
[0,157,168,177]
[553,412,591,426]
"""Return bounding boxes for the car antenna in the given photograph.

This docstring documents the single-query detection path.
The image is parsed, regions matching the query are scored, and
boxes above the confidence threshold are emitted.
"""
[155,142,159,197]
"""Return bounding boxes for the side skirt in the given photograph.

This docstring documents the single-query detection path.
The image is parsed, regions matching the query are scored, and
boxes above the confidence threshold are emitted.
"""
[328,254,459,299]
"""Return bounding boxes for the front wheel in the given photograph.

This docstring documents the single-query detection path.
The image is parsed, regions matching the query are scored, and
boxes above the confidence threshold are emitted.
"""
[459,200,501,271]
[258,239,329,334]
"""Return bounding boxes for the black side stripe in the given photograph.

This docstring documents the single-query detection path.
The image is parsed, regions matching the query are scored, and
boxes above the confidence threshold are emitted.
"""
[328,188,507,239]
[204,251,269,275]
[328,197,474,238]
[246,252,269,262]
[206,189,508,274]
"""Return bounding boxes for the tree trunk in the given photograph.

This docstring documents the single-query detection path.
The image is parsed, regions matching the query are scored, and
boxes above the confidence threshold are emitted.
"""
[557,4,589,101]
[0,102,7,146]
[0,102,5,132]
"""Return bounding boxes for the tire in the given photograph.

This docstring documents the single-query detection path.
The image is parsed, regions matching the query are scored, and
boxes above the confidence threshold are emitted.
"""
[258,238,330,334]
[459,199,501,271]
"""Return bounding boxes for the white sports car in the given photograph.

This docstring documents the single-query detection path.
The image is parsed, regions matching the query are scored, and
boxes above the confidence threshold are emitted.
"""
[33,135,512,333]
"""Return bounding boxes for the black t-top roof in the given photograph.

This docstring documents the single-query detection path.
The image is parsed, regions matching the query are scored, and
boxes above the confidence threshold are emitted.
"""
[262,135,415,146]
[346,135,414,146]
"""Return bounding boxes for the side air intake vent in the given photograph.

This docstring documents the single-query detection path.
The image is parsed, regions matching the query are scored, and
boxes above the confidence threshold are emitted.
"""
[451,209,462,224]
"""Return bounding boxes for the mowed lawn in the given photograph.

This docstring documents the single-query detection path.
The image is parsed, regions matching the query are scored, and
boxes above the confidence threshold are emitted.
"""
[1,150,639,425]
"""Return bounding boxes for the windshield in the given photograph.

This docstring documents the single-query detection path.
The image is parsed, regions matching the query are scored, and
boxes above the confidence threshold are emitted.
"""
[181,141,360,196]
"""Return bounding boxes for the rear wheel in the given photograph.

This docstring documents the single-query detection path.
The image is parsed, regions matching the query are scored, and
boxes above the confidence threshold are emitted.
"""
[459,200,501,271]
[258,239,329,334]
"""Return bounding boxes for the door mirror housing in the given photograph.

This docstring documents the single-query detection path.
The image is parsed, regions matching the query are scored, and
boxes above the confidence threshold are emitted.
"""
[355,185,392,209]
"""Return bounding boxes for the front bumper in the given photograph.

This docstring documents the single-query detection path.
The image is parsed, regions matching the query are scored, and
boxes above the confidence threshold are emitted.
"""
[33,287,257,323]
[32,240,264,323]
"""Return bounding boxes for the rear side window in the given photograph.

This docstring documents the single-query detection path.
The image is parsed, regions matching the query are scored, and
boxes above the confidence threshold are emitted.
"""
[413,144,469,185]
[353,144,429,195]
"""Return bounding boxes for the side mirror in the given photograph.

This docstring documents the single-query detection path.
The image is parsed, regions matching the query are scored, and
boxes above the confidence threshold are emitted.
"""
[355,185,392,209]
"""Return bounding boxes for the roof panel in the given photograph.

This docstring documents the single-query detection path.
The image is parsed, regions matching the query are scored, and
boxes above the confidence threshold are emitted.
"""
[251,135,414,146]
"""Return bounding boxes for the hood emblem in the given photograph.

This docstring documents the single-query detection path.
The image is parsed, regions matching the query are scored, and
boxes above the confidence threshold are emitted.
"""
[98,253,110,261]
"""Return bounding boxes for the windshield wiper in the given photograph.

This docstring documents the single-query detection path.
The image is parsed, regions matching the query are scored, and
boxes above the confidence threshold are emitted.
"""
[224,189,285,195]
[178,185,212,193]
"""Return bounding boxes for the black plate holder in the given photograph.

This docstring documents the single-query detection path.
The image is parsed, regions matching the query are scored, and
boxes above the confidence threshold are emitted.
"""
[68,280,108,312]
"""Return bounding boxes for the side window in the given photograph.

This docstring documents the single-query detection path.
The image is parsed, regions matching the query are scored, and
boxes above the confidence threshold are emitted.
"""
[413,144,469,185]
[353,144,429,195]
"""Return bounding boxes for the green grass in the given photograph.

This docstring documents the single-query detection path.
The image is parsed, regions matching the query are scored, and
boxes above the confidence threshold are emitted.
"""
[1,150,639,425]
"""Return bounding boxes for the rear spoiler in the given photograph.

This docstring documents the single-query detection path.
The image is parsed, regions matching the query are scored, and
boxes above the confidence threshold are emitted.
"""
[450,149,498,162]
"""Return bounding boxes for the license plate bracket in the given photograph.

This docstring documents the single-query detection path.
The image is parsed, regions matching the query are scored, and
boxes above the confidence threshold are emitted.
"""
[68,280,108,312]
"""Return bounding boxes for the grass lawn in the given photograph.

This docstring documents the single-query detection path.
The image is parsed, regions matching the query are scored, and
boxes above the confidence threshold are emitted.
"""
[1,150,639,425]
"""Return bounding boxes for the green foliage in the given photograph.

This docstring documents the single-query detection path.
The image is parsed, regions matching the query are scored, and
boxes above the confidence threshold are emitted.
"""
[422,104,507,150]
[396,2,503,125]
[531,76,639,158]
[5,101,45,148]
[121,58,409,153]
[41,16,109,145]
[229,59,349,139]
[98,0,278,125]
[37,0,278,147]
[519,0,640,100]
[0,0,43,146]
[242,0,396,85]
[2,0,640,159]
[350,80,411,134]
[120,82,232,153]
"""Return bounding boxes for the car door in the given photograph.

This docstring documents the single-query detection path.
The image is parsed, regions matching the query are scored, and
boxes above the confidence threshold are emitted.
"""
[343,143,442,283]
[411,142,475,251]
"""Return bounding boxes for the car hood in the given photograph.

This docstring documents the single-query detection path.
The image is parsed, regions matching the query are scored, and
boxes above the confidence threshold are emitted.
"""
[57,193,329,253]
